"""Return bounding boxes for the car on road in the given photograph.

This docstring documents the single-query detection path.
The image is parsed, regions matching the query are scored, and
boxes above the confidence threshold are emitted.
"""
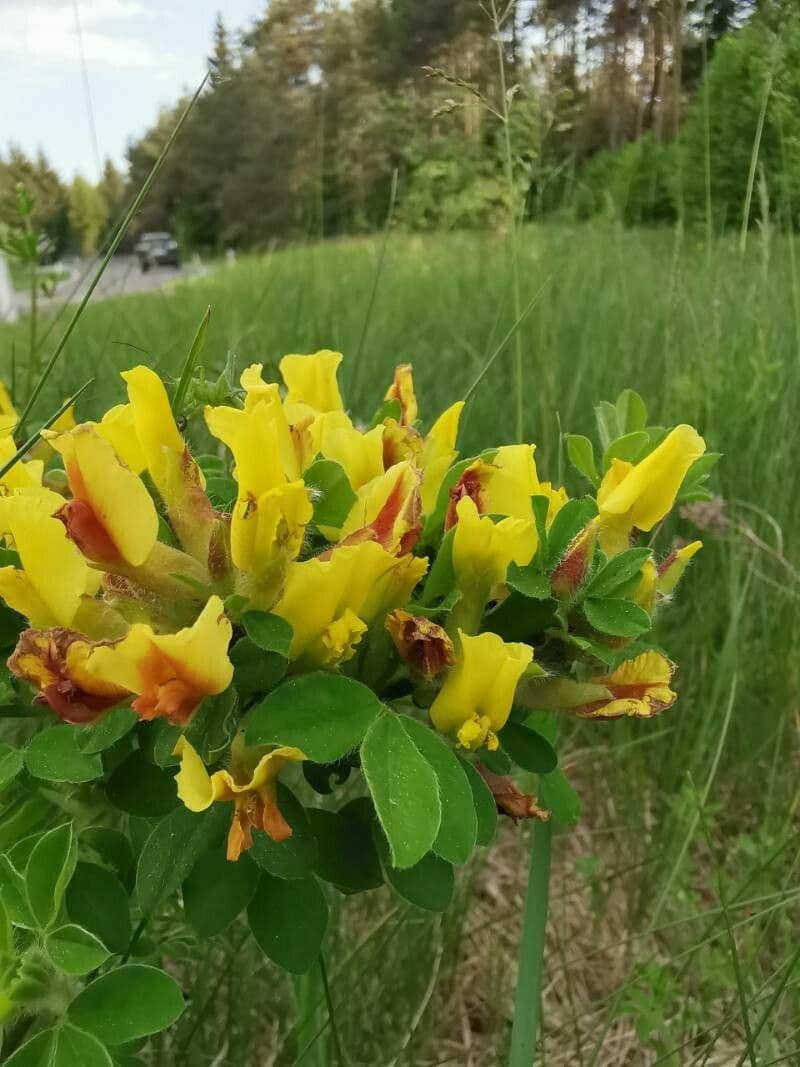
[134,232,180,272]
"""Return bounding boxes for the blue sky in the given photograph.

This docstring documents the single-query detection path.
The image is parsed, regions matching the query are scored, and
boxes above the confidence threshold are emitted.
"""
[0,0,262,180]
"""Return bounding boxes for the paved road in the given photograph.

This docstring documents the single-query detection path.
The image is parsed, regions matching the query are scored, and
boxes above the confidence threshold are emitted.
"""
[12,255,209,313]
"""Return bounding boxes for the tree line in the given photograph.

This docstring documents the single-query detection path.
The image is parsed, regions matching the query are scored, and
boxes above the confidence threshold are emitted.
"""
[6,0,800,257]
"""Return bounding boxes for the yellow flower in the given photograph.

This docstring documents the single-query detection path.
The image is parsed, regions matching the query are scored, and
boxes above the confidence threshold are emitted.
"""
[273,541,427,670]
[0,436,43,491]
[8,627,129,724]
[419,401,463,515]
[384,364,418,426]
[122,366,216,563]
[29,402,77,462]
[239,364,302,480]
[279,350,344,422]
[0,490,95,628]
[0,381,18,437]
[205,388,312,606]
[308,411,384,491]
[526,650,676,719]
[452,496,533,593]
[91,404,146,473]
[174,734,305,860]
[82,595,233,725]
[596,426,706,554]
[430,629,533,751]
[633,557,658,614]
[658,540,703,595]
[445,444,567,557]
[44,425,158,567]
[336,461,421,553]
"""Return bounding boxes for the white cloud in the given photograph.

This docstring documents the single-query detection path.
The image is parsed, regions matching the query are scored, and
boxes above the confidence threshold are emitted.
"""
[0,0,175,68]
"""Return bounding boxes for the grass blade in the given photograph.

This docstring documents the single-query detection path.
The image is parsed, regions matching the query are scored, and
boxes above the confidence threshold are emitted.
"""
[509,818,553,1067]
[0,379,94,482]
[171,305,211,415]
[15,75,208,438]
[349,168,398,402]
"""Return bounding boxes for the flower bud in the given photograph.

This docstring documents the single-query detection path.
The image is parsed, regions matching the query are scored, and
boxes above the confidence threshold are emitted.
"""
[385,610,455,680]
[550,521,598,599]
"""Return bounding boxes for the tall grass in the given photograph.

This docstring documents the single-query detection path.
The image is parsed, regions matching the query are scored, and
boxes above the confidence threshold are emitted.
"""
[2,222,798,1063]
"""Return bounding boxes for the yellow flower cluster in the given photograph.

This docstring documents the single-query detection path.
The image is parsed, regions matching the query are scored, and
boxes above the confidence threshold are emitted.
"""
[0,351,706,859]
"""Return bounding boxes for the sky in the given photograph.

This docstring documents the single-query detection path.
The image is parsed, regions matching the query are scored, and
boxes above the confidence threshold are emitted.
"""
[0,0,262,181]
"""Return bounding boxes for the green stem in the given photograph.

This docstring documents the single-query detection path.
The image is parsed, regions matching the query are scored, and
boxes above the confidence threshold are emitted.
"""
[491,0,524,443]
[318,951,347,1066]
[509,818,552,1067]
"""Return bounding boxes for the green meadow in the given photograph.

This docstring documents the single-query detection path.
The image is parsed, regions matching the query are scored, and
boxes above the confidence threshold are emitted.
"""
[2,222,798,1064]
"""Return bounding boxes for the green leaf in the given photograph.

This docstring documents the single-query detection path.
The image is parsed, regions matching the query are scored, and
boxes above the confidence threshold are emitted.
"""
[182,849,260,937]
[678,452,721,502]
[583,597,651,638]
[368,397,401,427]
[68,964,185,1045]
[306,808,383,893]
[24,726,103,783]
[539,768,581,825]
[530,495,551,564]
[0,744,24,790]
[242,612,293,656]
[479,745,512,775]
[506,562,551,600]
[3,1031,56,1067]
[400,717,476,866]
[230,637,288,696]
[482,591,558,643]
[381,847,454,912]
[586,548,652,599]
[360,713,441,869]
[46,924,110,975]
[25,823,76,929]
[204,476,237,509]
[139,719,181,768]
[75,708,137,754]
[457,756,497,847]
[594,400,619,451]
[66,862,131,955]
[135,805,228,918]
[602,431,650,472]
[499,722,558,774]
[171,305,211,415]
[304,459,357,528]
[195,453,227,479]
[566,434,599,485]
[420,526,455,605]
[248,873,328,974]
[4,1026,113,1067]
[615,388,648,434]
[106,750,179,818]
[184,688,238,763]
[80,828,134,885]
[0,895,11,953]
[247,672,382,763]
[250,783,319,880]
[546,497,598,569]
[0,853,34,927]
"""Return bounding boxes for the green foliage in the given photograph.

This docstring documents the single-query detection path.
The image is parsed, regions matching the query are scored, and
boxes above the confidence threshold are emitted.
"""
[247,873,328,974]
[361,713,441,869]
[247,672,382,761]
[68,965,185,1045]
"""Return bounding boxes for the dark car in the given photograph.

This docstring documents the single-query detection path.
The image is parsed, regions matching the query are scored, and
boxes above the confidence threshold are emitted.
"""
[134,232,180,272]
